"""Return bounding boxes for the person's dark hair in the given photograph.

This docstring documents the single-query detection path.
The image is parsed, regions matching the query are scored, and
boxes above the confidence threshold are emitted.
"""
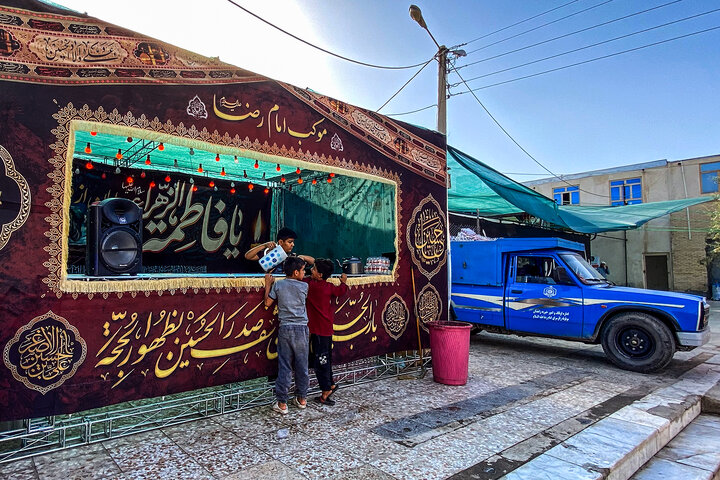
[315,258,334,280]
[277,227,297,241]
[284,256,306,277]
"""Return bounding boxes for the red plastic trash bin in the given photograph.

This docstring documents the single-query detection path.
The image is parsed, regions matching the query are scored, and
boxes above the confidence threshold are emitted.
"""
[427,321,472,385]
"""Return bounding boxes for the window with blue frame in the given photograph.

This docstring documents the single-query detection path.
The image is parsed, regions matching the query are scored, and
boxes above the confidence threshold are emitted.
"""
[610,178,642,206]
[700,162,720,193]
[553,186,579,205]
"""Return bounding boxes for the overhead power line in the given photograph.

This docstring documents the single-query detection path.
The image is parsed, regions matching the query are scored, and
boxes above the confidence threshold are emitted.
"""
[385,103,438,117]
[455,0,684,72]
[451,24,720,93]
[225,0,428,70]
[451,7,720,87]
[462,0,581,46]
[449,64,609,198]
[466,0,615,55]
[376,55,438,112]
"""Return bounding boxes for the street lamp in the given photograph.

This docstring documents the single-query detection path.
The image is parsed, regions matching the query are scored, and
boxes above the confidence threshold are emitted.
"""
[409,4,448,135]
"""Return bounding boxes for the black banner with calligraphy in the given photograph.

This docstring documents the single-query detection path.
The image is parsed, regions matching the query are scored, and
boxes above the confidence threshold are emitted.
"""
[70,160,271,274]
[0,0,447,422]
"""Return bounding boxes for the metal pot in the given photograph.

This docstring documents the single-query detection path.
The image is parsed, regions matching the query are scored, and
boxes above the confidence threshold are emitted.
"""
[337,257,363,275]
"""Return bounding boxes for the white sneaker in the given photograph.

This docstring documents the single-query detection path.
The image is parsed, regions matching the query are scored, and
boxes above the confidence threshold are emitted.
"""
[293,397,307,409]
[272,402,288,415]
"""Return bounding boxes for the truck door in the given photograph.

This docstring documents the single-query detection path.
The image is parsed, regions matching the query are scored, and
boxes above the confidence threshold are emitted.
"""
[505,254,584,337]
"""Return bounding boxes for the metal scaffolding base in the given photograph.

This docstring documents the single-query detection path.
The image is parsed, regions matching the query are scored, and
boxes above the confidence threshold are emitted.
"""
[0,352,428,464]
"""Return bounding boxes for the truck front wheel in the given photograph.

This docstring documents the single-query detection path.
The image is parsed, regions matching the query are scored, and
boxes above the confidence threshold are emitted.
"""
[600,312,675,373]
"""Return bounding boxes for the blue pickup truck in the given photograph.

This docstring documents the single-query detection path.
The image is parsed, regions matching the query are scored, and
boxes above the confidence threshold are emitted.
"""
[450,238,711,372]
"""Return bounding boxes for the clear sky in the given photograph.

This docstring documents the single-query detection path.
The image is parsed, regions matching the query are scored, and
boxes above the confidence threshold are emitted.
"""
[53,0,720,182]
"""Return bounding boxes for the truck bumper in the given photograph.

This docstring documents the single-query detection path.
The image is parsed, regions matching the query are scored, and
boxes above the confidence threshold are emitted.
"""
[677,329,711,347]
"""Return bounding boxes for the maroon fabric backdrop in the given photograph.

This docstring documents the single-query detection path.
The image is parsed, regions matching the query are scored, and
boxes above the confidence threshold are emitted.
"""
[0,0,448,421]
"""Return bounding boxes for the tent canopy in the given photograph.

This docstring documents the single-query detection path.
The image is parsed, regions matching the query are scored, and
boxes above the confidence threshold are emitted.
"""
[447,145,713,234]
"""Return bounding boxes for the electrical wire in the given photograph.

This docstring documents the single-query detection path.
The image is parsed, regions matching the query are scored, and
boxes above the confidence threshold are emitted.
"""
[385,103,438,117]
[462,0,581,46]
[225,0,428,70]
[376,55,438,112]
[451,24,720,93]
[449,64,609,198]
[455,0,684,72]
[451,7,720,87]
[466,0,615,55]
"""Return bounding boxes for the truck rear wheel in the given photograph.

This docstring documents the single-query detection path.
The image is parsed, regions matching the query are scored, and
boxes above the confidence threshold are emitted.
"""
[600,312,675,373]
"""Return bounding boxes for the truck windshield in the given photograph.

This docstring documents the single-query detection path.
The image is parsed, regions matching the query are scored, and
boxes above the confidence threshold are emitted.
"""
[559,253,607,284]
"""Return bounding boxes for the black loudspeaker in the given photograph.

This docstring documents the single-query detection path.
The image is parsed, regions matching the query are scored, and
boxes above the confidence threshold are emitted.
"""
[86,198,143,276]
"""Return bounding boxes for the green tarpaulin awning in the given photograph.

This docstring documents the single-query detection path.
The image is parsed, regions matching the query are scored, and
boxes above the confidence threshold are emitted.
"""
[447,145,713,234]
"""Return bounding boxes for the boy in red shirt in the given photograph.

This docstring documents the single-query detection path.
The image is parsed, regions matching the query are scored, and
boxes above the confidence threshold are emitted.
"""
[304,258,348,406]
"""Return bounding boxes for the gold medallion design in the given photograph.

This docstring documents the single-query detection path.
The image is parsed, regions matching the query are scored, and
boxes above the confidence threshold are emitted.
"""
[3,311,87,394]
[381,293,409,340]
[416,283,442,333]
[406,194,447,279]
[0,144,31,251]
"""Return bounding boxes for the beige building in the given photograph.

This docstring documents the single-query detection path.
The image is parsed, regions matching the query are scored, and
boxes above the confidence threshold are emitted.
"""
[524,154,719,295]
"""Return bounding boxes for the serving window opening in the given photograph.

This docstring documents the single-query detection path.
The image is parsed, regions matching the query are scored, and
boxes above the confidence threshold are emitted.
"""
[64,124,397,286]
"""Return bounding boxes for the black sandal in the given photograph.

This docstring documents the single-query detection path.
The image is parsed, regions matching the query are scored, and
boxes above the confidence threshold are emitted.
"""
[328,383,339,398]
[315,395,336,406]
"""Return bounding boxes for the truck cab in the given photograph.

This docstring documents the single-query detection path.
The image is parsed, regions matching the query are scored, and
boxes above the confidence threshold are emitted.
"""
[451,238,711,373]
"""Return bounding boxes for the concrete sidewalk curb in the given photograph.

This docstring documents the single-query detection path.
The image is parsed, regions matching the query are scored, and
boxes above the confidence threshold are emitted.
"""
[500,362,720,480]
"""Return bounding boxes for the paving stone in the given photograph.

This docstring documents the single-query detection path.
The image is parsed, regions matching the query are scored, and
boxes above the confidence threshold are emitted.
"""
[500,451,602,480]
[219,459,305,479]
[34,443,120,480]
[631,457,711,480]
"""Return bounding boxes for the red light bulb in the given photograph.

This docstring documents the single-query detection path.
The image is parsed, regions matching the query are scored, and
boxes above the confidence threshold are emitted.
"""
[209,180,215,188]
[101,173,106,179]
[165,175,171,182]
[90,131,97,136]
[84,142,92,154]
[264,187,269,194]
[215,153,220,162]
[254,159,259,169]
[248,183,254,191]
[140,171,146,178]
[158,142,165,151]
[145,155,151,165]
[296,167,301,174]
[126,176,134,184]
[276,164,281,172]
[197,164,203,173]
[149,181,156,188]
[281,176,286,183]
[192,185,198,192]
[220,167,226,176]
[298,177,303,184]
[85,161,93,169]
[230,188,236,194]
[312,179,317,185]
[327,177,332,183]
[330,172,335,178]
[116,149,123,160]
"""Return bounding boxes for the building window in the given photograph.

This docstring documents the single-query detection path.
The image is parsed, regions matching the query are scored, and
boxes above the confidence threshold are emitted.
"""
[700,162,720,193]
[553,186,579,205]
[610,178,642,206]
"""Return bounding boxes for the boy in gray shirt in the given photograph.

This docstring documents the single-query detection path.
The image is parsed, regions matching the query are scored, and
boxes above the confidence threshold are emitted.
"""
[264,256,310,414]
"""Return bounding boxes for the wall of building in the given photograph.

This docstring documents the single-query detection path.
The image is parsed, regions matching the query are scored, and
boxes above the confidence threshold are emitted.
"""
[526,155,720,294]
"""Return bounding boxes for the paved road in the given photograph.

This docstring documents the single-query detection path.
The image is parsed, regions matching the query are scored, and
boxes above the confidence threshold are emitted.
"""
[1,303,718,479]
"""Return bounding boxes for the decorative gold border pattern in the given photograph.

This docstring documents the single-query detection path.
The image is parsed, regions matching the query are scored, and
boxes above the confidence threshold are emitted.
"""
[46,103,403,297]
[406,194,447,280]
[0,144,31,251]
[381,293,410,340]
[3,310,87,394]
[416,283,442,333]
